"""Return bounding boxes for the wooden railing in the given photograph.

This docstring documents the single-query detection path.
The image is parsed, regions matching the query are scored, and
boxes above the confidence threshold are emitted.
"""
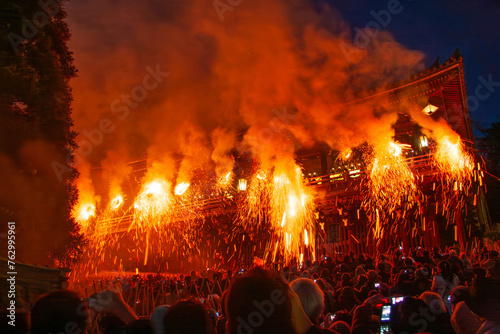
[94,154,437,233]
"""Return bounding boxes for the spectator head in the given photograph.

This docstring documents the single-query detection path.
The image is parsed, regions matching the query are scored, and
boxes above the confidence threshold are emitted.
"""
[329,320,350,334]
[163,299,215,334]
[397,297,430,333]
[450,286,470,310]
[437,260,451,273]
[380,254,386,261]
[125,319,154,334]
[415,267,429,279]
[351,304,379,333]
[354,266,366,277]
[377,263,386,273]
[150,306,168,334]
[320,268,331,279]
[423,263,432,274]
[357,275,367,286]
[404,257,413,267]
[290,278,325,324]
[31,290,89,334]
[449,249,458,258]
[341,273,351,284]
[344,255,352,263]
[225,267,295,334]
[99,314,126,334]
[420,291,447,315]
[367,270,377,283]
[490,250,499,258]
[339,286,358,303]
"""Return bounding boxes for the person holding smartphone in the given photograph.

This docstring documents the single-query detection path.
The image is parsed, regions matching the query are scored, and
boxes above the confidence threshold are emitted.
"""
[358,270,381,301]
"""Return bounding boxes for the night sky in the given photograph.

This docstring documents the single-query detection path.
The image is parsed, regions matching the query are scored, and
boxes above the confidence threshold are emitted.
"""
[326,0,500,135]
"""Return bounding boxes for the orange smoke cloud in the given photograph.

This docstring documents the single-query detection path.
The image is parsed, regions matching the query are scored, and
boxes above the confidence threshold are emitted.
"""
[67,0,426,181]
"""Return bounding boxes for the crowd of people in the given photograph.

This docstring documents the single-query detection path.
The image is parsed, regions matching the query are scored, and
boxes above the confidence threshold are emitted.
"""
[3,245,500,334]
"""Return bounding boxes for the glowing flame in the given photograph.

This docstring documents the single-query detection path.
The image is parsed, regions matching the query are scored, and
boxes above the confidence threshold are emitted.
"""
[133,179,172,227]
[341,148,352,160]
[304,229,309,246]
[109,195,123,211]
[144,180,163,196]
[77,203,95,222]
[175,182,190,195]
[389,141,403,157]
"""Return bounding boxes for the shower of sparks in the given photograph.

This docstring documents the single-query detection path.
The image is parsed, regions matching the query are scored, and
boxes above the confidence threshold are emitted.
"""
[434,136,474,190]
[240,165,315,264]
[366,141,419,213]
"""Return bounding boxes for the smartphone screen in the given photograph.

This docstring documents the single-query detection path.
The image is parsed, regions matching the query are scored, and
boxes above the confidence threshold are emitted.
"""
[375,283,380,289]
[392,296,404,305]
[379,324,390,334]
[381,305,391,322]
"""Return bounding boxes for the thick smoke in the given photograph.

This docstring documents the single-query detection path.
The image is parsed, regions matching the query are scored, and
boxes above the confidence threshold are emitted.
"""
[66,0,425,211]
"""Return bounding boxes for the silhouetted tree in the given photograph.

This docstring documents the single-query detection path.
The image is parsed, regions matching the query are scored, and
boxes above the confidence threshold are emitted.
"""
[0,0,83,265]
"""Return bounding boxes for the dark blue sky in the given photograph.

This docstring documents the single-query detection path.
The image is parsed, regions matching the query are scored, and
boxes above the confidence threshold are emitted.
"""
[324,0,500,136]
